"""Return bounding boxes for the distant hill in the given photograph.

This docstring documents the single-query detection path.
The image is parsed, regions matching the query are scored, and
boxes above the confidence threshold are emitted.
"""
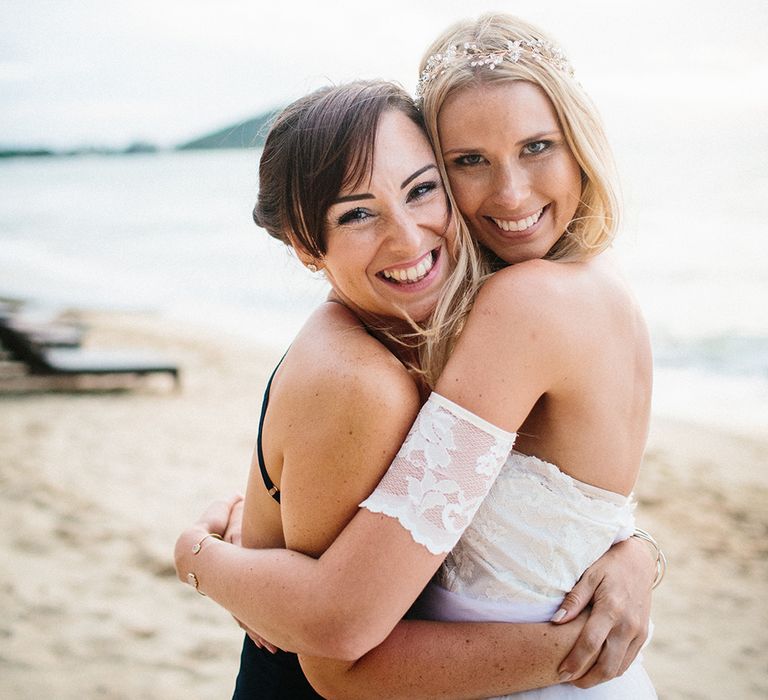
[0,141,157,159]
[177,109,280,150]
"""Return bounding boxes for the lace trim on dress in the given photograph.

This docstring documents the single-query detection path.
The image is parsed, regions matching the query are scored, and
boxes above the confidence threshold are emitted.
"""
[509,451,631,505]
[360,392,516,555]
[435,450,636,604]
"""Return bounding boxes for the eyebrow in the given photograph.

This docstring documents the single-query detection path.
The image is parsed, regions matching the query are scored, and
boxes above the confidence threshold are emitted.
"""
[442,130,561,155]
[332,193,375,204]
[401,164,437,189]
[331,164,437,205]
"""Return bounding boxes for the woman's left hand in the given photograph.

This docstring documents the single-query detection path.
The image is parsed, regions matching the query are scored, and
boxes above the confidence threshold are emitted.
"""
[551,536,656,688]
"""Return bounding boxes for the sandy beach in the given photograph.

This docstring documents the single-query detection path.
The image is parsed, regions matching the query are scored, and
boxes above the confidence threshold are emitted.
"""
[1,311,766,699]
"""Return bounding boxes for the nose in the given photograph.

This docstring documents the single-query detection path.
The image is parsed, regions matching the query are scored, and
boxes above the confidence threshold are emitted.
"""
[490,162,531,210]
[385,208,427,256]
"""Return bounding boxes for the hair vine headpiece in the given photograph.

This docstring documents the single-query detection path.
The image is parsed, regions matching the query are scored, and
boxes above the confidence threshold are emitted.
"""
[416,38,575,97]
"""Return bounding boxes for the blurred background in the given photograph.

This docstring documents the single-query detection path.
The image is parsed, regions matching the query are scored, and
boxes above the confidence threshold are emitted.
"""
[1,1,766,698]
[2,0,766,433]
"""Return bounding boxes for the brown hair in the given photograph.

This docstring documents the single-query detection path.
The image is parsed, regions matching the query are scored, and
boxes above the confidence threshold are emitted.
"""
[253,81,424,259]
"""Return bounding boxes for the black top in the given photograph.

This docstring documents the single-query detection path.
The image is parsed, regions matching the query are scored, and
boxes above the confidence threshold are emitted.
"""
[233,352,323,698]
[232,634,323,699]
[258,353,286,503]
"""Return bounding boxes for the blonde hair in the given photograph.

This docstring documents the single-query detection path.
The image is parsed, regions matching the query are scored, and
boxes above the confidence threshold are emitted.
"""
[416,204,489,388]
[417,13,621,384]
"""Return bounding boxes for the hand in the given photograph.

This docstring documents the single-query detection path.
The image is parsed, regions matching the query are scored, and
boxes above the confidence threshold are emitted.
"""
[223,496,244,546]
[232,614,281,654]
[220,498,279,650]
[552,536,655,688]
[174,494,243,585]
[195,493,243,537]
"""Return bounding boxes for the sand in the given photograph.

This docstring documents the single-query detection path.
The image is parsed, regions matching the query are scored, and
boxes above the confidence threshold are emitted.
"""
[1,311,766,699]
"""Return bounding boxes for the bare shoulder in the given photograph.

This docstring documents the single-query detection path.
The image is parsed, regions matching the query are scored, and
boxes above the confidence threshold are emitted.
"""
[461,255,646,381]
[284,302,420,410]
[273,303,422,555]
[474,256,636,327]
[477,259,574,317]
[465,259,576,346]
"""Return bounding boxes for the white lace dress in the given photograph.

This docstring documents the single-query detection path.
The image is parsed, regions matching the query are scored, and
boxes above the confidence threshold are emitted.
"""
[362,393,655,698]
[412,450,656,698]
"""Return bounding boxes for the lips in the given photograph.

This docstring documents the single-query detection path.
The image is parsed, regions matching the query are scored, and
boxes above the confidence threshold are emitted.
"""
[488,205,546,233]
[379,248,438,285]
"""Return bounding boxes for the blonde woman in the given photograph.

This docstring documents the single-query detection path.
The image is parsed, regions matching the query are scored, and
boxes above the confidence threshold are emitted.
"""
[176,14,660,699]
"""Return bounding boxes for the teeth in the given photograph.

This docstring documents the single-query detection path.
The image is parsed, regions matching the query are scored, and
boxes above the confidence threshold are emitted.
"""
[382,253,435,283]
[491,207,544,232]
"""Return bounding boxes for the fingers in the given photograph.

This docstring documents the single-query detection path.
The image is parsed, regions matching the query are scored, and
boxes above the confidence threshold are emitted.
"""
[616,633,646,678]
[552,569,602,624]
[558,612,612,682]
[251,635,279,654]
[561,608,648,688]
[196,493,244,534]
[570,634,628,689]
[224,498,245,546]
[557,538,654,688]
[242,626,279,654]
[231,613,280,654]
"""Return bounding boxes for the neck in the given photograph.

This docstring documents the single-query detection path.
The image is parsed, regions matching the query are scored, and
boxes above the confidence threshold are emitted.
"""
[326,291,430,397]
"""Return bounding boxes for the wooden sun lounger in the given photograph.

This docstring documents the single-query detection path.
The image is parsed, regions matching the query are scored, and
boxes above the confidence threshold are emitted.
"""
[0,315,83,348]
[0,315,180,386]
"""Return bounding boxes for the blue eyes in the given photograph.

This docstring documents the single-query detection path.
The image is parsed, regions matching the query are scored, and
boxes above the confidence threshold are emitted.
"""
[524,140,551,155]
[452,141,554,167]
[454,154,485,166]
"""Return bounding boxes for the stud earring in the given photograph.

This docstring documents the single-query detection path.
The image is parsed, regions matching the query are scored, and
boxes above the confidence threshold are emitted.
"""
[307,263,318,273]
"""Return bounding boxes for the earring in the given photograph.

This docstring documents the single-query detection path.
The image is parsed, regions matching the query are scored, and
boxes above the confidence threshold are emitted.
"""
[307,263,318,273]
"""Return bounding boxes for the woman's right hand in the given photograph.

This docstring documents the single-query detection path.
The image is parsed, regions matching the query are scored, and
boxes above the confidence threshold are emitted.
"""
[223,496,244,546]
[217,495,282,653]
[173,494,243,586]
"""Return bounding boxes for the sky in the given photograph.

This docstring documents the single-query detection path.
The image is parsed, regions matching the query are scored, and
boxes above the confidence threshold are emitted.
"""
[2,0,766,149]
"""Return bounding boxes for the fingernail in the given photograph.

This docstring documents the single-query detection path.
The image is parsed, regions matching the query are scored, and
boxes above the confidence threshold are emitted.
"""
[558,671,573,682]
[551,608,567,622]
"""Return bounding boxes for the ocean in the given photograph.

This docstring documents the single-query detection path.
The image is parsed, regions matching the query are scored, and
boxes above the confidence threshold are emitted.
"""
[1,140,766,436]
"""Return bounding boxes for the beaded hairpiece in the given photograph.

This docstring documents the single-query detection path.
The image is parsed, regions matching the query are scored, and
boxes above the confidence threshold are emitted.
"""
[416,39,575,97]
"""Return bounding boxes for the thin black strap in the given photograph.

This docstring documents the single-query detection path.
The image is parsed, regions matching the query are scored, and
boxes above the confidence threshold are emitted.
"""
[258,352,288,503]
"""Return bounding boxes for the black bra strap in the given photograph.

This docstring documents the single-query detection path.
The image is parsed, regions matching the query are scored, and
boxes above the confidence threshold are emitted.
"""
[258,352,287,503]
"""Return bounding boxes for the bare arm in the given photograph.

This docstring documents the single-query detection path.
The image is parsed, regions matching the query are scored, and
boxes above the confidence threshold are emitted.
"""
[175,342,512,659]
[177,496,653,692]
[301,617,587,700]
[306,540,656,699]
[175,292,654,690]
[178,502,593,698]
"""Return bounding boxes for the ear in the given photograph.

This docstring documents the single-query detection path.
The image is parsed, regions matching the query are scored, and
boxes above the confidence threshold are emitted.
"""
[294,247,323,273]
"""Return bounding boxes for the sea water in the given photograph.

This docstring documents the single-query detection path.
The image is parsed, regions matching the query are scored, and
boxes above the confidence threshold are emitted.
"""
[0,143,766,436]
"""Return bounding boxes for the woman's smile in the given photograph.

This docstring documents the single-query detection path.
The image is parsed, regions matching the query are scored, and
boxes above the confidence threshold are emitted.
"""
[488,205,546,234]
[322,110,452,322]
[439,81,582,264]
[378,247,441,287]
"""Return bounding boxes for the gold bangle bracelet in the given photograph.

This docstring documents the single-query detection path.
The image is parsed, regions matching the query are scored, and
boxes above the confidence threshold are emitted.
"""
[192,532,223,555]
[187,572,206,596]
[187,533,223,597]
[632,527,667,589]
